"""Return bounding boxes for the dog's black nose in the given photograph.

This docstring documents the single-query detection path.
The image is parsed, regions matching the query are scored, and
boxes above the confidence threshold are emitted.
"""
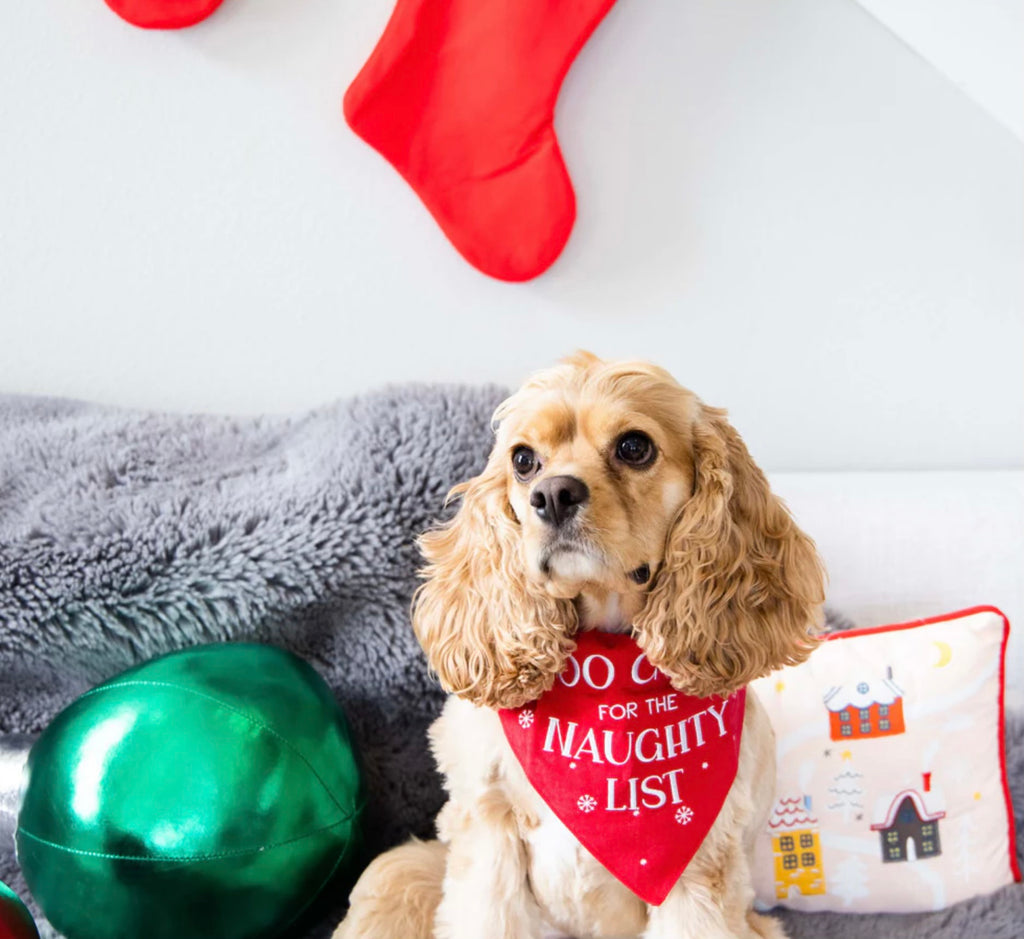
[530,475,589,527]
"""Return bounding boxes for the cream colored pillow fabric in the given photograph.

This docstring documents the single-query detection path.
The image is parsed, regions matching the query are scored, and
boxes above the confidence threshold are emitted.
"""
[751,607,1019,913]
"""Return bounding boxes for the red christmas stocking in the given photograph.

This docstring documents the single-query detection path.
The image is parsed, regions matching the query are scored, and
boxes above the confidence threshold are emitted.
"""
[344,0,619,282]
[104,0,224,29]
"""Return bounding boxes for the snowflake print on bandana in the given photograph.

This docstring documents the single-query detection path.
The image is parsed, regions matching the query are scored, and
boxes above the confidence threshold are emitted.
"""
[578,794,598,813]
[518,709,535,729]
[675,805,694,825]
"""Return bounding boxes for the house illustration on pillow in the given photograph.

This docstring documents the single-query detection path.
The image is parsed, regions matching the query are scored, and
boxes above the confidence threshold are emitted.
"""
[823,667,906,740]
[871,775,946,863]
[768,795,827,899]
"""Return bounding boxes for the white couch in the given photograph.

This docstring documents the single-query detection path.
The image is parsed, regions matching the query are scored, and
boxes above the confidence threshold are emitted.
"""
[770,471,1024,710]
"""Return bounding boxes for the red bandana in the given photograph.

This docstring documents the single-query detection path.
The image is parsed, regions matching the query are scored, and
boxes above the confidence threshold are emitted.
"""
[500,631,746,905]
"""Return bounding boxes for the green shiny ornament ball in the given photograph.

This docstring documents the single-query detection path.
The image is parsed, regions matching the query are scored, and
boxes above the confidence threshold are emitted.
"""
[0,879,40,939]
[16,643,363,939]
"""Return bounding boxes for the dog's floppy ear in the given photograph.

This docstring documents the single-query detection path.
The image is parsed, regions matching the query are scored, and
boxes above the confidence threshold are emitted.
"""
[412,459,577,709]
[633,404,825,698]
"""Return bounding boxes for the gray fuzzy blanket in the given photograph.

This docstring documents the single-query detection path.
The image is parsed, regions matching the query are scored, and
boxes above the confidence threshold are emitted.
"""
[0,386,1020,939]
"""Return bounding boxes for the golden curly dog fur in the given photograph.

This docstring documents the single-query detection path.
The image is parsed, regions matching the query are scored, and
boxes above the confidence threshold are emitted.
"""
[336,352,826,939]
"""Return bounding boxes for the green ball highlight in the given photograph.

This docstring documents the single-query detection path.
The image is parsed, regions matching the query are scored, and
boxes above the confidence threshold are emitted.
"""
[17,644,363,939]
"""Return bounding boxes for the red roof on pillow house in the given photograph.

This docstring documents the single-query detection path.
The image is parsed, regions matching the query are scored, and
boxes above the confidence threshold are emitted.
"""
[870,789,946,830]
[768,796,820,832]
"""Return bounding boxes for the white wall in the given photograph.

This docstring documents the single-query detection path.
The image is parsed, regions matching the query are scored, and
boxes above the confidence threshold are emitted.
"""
[0,0,1021,471]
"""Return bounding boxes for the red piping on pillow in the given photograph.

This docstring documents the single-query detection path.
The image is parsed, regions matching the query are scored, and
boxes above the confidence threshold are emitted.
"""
[818,605,1021,884]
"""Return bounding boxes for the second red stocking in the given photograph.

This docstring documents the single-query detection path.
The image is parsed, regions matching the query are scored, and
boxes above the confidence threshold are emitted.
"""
[105,1,225,29]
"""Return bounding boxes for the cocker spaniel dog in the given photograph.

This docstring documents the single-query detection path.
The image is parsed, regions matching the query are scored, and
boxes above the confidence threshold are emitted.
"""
[336,352,825,939]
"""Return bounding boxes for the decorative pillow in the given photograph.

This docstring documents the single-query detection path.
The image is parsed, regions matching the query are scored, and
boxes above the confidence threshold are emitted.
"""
[750,606,1020,914]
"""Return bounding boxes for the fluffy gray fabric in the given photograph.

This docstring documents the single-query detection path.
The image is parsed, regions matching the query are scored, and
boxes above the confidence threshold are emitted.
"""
[0,387,1019,939]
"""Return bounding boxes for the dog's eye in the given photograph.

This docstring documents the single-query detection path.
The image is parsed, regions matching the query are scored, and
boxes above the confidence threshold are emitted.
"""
[511,446,538,480]
[615,431,656,467]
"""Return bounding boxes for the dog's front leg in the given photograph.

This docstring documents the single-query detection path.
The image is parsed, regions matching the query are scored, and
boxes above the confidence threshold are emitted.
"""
[642,849,768,939]
[434,794,547,939]
[643,879,739,939]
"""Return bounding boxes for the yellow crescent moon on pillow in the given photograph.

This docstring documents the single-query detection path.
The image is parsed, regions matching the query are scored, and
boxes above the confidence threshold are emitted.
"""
[933,640,953,668]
